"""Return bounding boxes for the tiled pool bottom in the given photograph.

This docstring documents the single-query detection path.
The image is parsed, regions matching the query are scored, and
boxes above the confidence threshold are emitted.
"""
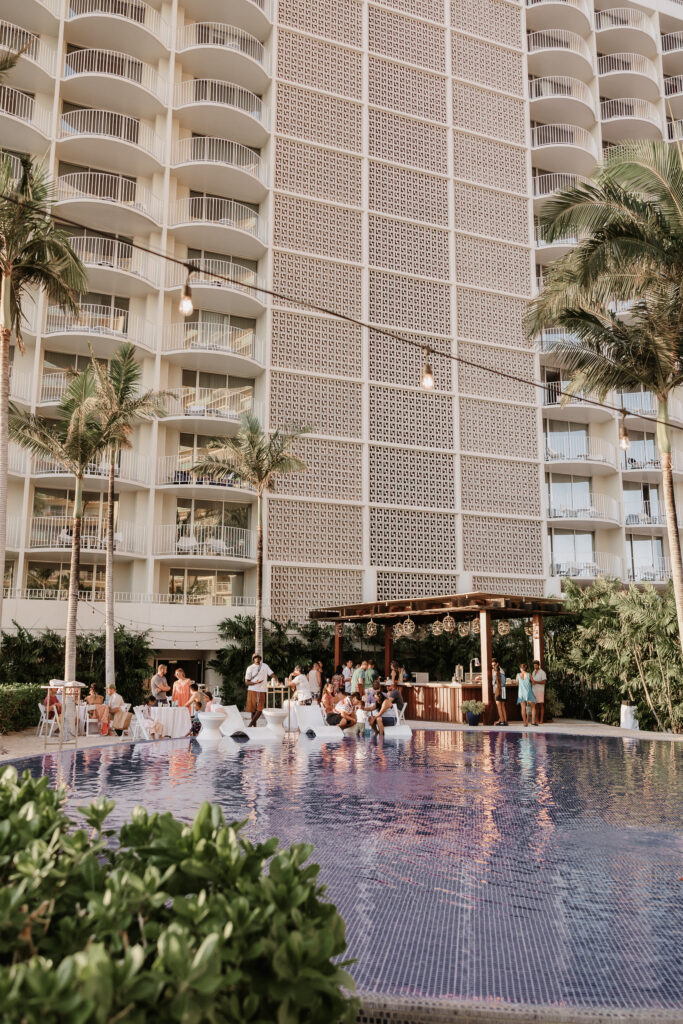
[15,730,683,1023]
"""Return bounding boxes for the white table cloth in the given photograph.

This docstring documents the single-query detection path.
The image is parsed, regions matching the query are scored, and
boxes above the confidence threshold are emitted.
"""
[150,705,191,738]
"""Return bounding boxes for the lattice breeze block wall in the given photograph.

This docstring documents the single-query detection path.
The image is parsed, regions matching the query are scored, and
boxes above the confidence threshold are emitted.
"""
[452,33,525,96]
[369,215,449,278]
[268,499,363,565]
[451,0,523,48]
[369,331,452,390]
[271,312,362,378]
[275,83,362,151]
[369,108,448,173]
[277,0,362,45]
[461,456,542,517]
[273,251,363,316]
[456,288,531,347]
[369,161,448,225]
[471,576,546,598]
[274,194,362,262]
[369,386,454,449]
[274,138,362,205]
[458,342,536,404]
[455,183,529,246]
[376,573,459,602]
[368,6,446,72]
[270,372,362,438]
[369,447,456,509]
[270,566,363,624]
[276,28,362,98]
[454,131,528,193]
[276,438,363,501]
[459,398,539,460]
[463,516,545,576]
[370,508,458,570]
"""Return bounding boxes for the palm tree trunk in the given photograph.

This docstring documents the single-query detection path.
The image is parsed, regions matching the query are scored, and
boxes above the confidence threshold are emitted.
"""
[64,474,83,681]
[104,450,116,689]
[255,491,263,656]
[0,273,12,633]
[657,400,683,649]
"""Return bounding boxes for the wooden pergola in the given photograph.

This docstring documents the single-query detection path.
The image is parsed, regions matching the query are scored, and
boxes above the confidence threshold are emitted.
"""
[310,592,566,705]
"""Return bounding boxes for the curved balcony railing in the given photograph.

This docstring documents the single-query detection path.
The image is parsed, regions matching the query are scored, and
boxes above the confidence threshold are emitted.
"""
[64,47,166,103]
[10,588,257,606]
[1,150,22,181]
[39,371,68,404]
[662,31,683,54]
[531,122,597,156]
[170,256,265,304]
[176,22,266,67]
[59,107,164,163]
[595,8,653,35]
[172,135,266,184]
[154,523,255,559]
[174,78,265,123]
[0,85,50,135]
[536,328,581,349]
[618,390,657,416]
[33,451,149,484]
[551,554,623,579]
[533,173,588,198]
[57,171,162,223]
[44,302,153,350]
[528,75,593,106]
[8,442,26,474]
[8,367,31,402]
[668,119,683,142]
[164,385,255,422]
[5,518,21,548]
[621,442,660,472]
[535,224,583,246]
[624,501,665,527]
[0,20,56,76]
[627,558,671,583]
[67,0,171,49]
[169,195,265,242]
[67,235,161,289]
[527,29,593,64]
[598,52,657,81]
[544,434,616,466]
[156,452,251,488]
[665,75,683,101]
[29,515,146,553]
[162,320,262,363]
[547,493,619,523]
[526,0,591,14]
[601,98,662,128]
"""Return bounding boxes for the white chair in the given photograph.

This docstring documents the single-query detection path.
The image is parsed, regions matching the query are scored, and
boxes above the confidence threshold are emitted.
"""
[82,706,101,736]
[381,703,412,740]
[37,703,58,738]
[176,533,197,554]
[219,704,280,742]
[294,703,344,740]
[132,706,151,741]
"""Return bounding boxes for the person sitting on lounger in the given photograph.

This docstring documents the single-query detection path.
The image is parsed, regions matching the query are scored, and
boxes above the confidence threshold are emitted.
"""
[333,692,357,730]
[369,683,404,736]
[141,696,165,739]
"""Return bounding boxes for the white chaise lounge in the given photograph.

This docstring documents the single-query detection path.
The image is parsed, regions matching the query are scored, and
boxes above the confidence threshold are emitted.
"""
[294,703,344,740]
[219,704,280,742]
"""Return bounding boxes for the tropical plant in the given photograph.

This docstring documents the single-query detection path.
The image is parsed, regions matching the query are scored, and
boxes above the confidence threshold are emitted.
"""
[0,683,43,733]
[0,158,86,635]
[527,140,683,645]
[193,413,308,655]
[89,343,165,689]
[9,371,110,681]
[461,699,486,715]
[0,767,358,1023]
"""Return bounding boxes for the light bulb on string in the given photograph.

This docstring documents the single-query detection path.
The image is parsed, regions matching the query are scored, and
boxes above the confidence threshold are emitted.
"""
[178,267,194,317]
[619,409,630,451]
[421,347,434,390]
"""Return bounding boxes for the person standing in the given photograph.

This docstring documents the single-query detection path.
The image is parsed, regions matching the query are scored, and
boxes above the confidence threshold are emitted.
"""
[516,663,536,726]
[307,660,322,700]
[351,659,367,694]
[531,660,547,724]
[150,663,170,705]
[365,659,379,690]
[491,658,507,727]
[245,653,275,726]
[342,659,354,693]
[331,665,344,694]
[171,668,191,710]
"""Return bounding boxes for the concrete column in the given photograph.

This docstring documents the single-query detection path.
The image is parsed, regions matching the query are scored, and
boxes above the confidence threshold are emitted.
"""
[479,609,492,705]
[532,613,545,669]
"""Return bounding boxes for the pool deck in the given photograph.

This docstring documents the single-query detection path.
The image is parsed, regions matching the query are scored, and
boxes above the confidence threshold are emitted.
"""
[1,716,680,762]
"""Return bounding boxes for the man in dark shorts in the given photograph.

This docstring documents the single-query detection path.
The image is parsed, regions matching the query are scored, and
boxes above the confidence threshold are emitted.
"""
[370,683,404,736]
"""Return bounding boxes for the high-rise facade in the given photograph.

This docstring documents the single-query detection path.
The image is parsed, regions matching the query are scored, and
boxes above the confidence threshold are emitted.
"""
[0,0,678,672]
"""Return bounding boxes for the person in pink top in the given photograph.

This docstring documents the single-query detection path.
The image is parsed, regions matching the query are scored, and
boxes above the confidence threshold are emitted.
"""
[171,667,191,711]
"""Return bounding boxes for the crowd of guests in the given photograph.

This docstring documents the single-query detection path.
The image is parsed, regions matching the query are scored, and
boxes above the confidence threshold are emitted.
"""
[491,658,547,726]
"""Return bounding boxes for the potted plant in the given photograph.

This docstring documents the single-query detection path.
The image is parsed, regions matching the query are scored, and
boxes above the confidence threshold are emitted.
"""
[462,699,486,726]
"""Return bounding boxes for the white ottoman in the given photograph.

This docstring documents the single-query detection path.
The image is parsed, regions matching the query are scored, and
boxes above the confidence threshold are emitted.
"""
[262,707,288,738]
[197,711,225,745]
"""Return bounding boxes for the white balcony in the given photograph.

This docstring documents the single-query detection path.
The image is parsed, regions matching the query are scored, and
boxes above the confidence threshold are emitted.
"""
[3,0,59,34]
[173,78,268,146]
[544,380,615,423]
[8,368,31,403]
[44,302,155,358]
[63,48,167,117]
[624,501,666,530]
[527,29,594,80]
[176,22,269,93]
[533,173,589,213]
[156,453,256,497]
[164,385,257,431]
[58,108,165,175]
[535,223,583,262]
[6,517,21,549]
[1,150,21,183]
[172,136,267,202]
[169,195,266,258]
[595,8,657,58]
[531,122,597,175]
[528,75,595,127]
[181,0,272,39]
[600,98,662,142]
[38,371,68,405]
[9,588,256,608]
[154,523,255,563]
[56,171,162,234]
[8,442,27,475]
[598,53,659,102]
[67,236,161,296]
[621,443,662,480]
[28,516,146,556]
[0,84,50,153]
[662,32,683,74]
[0,20,56,90]
[166,257,266,318]
[66,0,171,61]
[664,76,683,120]
[627,558,671,584]
[544,435,617,471]
[668,119,683,144]
[551,554,623,580]
[32,451,149,489]
[162,320,264,376]
[525,0,592,35]
[547,493,619,526]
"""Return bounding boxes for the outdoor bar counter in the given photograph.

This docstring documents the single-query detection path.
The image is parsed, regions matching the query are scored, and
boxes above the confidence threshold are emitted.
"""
[399,679,526,724]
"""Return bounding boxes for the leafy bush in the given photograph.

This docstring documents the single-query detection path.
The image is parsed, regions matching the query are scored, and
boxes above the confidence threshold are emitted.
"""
[543,686,564,720]
[0,683,43,733]
[0,767,357,1023]
[461,699,486,715]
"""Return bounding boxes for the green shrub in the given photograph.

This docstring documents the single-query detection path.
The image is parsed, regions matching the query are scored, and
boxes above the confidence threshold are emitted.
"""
[461,699,486,715]
[544,686,564,719]
[0,683,43,732]
[0,767,358,1023]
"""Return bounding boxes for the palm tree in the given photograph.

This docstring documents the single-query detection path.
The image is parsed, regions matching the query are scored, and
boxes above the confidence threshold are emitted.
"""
[89,343,166,689]
[0,158,86,642]
[9,370,109,681]
[192,413,308,655]
[527,140,683,643]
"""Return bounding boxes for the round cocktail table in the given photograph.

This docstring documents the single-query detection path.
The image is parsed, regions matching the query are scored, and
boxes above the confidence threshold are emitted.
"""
[262,707,288,738]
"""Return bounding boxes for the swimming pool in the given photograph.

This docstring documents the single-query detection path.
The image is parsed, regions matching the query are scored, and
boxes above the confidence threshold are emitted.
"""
[14,730,683,1022]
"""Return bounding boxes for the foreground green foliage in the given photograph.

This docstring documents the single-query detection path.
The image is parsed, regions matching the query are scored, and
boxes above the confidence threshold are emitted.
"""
[0,767,357,1023]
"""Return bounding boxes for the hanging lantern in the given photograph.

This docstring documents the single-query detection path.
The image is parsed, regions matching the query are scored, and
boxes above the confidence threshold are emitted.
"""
[365,619,378,637]
[458,621,470,637]
[432,620,443,636]
[471,619,480,636]
[498,620,511,636]
[442,613,455,633]
[393,622,403,640]
[402,616,415,636]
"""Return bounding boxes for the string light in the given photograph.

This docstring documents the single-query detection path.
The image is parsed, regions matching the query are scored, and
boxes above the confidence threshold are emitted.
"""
[619,409,631,451]
[421,347,434,390]
[178,268,194,317]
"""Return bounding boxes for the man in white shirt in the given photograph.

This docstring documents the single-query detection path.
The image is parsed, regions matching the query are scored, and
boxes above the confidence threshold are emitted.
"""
[286,664,314,703]
[306,661,322,700]
[342,659,354,693]
[245,654,275,726]
[531,660,547,724]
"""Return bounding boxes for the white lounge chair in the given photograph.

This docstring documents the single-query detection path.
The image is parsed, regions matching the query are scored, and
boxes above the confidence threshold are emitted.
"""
[294,703,344,740]
[37,703,58,738]
[218,704,280,742]
[380,703,412,740]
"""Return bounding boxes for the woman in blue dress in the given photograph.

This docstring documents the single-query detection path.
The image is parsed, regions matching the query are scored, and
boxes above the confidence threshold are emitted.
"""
[516,662,536,726]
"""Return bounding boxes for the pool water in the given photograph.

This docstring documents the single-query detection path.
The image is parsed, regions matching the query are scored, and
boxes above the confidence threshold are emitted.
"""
[14,730,683,1016]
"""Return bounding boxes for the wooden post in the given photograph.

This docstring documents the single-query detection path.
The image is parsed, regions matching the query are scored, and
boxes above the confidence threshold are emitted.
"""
[384,624,393,678]
[479,609,492,706]
[532,613,544,669]
[334,622,344,668]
